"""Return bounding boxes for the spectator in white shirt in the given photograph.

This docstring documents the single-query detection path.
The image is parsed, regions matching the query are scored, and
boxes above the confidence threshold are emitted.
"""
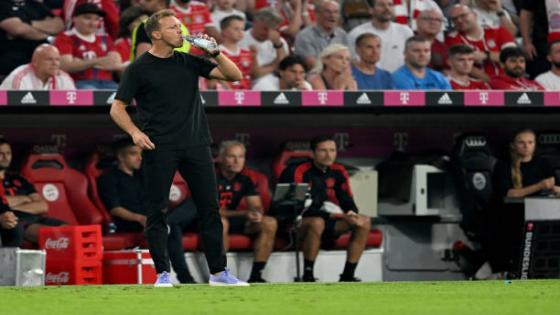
[239,8,288,87]
[0,44,75,90]
[535,40,560,91]
[348,0,414,72]
[252,55,313,90]
[211,0,246,33]
[472,0,517,36]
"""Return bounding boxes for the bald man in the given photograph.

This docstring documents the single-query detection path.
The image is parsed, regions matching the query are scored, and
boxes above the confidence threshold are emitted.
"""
[0,44,76,90]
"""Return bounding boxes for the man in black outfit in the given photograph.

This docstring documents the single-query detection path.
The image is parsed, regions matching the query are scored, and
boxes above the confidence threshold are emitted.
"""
[278,136,371,282]
[0,191,23,247]
[97,138,148,233]
[110,9,246,287]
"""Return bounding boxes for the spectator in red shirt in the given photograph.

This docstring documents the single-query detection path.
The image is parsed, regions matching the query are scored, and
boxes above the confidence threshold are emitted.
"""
[489,46,545,90]
[446,4,516,82]
[169,0,220,42]
[218,16,254,90]
[63,0,120,40]
[114,6,149,70]
[447,44,490,90]
[55,3,123,89]
[415,9,448,72]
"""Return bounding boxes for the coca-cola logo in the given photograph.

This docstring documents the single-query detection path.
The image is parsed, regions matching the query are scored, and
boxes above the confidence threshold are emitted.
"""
[44,237,70,250]
[46,272,69,284]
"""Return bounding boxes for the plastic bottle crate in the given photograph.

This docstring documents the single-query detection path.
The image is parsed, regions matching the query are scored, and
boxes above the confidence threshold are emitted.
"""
[45,258,102,285]
[103,250,157,284]
[38,225,102,260]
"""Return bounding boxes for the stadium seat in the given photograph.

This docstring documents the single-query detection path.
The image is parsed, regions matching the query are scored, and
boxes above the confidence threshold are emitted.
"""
[21,153,104,226]
[237,167,272,212]
[84,152,115,231]
[537,132,560,183]
[271,149,313,182]
[451,134,495,241]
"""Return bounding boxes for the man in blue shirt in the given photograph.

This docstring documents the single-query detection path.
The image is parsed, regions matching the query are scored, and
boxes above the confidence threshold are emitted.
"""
[392,35,451,90]
[351,33,394,90]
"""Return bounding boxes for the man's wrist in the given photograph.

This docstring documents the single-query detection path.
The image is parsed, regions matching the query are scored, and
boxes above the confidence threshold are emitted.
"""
[273,41,283,49]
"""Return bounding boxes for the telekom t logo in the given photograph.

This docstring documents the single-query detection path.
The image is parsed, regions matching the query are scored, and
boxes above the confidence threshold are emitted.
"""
[234,91,245,104]
[399,92,410,104]
[318,92,328,104]
[479,92,489,104]
[66,91,77,104]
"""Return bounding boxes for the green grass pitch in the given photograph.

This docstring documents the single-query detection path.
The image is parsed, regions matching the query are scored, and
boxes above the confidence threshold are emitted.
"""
[1,280,559,315]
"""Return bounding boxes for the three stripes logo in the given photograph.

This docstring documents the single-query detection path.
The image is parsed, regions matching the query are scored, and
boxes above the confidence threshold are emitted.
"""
[356,93,372,105]
[516,93,531,105]
[437,93,452,105]
[21,92,36,104]
[273,92,289,105]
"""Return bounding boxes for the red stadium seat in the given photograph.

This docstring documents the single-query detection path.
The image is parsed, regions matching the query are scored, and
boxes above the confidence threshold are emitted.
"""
[237,168,272,212]
[271,149,313,182]
[21,153,103,226]
[169,172,192,208]
[84,152,114,230]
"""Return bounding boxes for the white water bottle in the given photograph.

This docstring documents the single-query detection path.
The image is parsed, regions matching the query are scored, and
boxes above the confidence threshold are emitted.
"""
[182,35,218,51]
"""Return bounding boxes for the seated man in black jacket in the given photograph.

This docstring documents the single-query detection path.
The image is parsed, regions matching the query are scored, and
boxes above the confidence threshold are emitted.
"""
[278,135,371,282]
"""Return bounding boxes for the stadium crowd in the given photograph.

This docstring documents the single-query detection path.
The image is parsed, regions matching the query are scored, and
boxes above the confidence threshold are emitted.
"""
[1,0,560,91]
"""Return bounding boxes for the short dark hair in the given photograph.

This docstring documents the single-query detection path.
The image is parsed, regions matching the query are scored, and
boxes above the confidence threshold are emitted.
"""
[500,46,525,63]
[355,33,380,48]
[113,137,135,156]
[448,44,475,57]
[405,35,430,51]
[548,40,560,54]
[0,137,8,146]
[278,55,308,72]
[310,135,335,151]
[144,9,175,40]
[119,6,147,38]
[220,15,244,32]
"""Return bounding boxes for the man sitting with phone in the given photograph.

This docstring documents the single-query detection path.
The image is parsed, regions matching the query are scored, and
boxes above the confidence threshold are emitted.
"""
[278,135,371,282]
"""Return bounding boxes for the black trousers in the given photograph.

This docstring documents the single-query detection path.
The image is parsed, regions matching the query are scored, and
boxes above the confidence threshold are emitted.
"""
[167,198,198,279]
[142,145,226,274]
[0,222,24,247]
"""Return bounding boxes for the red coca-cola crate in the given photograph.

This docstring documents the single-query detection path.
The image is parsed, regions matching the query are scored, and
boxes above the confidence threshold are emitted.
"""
[39,225,102,260]
[45,258,102,285]
[103,250,157,284]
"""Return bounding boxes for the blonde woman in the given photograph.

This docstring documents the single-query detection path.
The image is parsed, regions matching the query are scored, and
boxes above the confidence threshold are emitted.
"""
[483,128,559,278]
[308,44,357,90]
[493,129,559,199]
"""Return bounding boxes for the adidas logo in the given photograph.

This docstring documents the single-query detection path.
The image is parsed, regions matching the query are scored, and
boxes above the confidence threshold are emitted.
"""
[273,92,289,104]
[517,93,531,105]
[105,92,116,104]
[21,92,36,104]
[356,93,371,105]
[438,93,452,105]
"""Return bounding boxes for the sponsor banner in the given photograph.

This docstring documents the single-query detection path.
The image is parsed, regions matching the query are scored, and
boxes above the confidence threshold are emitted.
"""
[302,91,344,106]
[383,91,425,106]
[425,91,463,106]
[93,90,117,106]
[0,91,6,106]
[200,91,218,107]
[218,91,261,106]
[261,91,301,106]
[8,91,49,105]
[543,92,560,107]
[344,91,383,106]
[504,92,543,107]
[50,90,93,106]
[464,91,504,106]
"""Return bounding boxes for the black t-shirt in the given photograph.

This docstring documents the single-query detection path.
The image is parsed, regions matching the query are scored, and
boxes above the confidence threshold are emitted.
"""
[521,0,549,56]
[2,173,37,196]
[217,170,258,210]
[0,0,52,74]
[97,167,146,232]
[280,161,359,218]
[116,51,216,149]
[492,156,555,199]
